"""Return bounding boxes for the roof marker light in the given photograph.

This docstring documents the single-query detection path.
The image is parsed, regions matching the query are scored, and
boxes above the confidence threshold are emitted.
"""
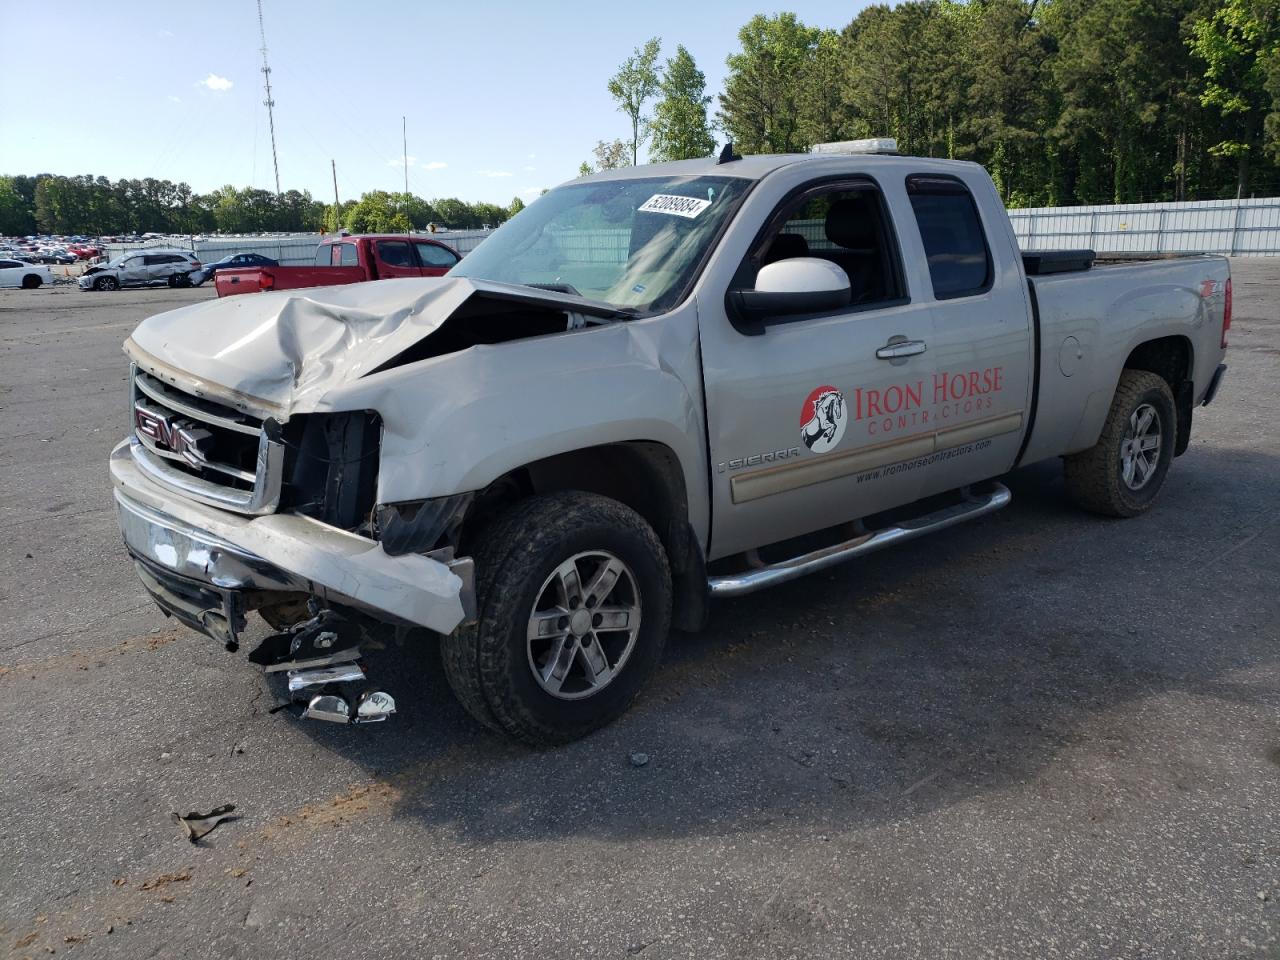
[810,138,899,156]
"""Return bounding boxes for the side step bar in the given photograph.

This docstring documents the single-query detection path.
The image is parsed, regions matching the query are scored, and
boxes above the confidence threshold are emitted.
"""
[707,481,1011,598]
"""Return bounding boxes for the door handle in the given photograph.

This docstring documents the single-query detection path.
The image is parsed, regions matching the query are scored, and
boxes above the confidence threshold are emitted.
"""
[876,339,928,360]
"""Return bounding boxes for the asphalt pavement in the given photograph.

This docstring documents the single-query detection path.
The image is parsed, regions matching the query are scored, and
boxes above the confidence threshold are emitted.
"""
[0,267,1277,959]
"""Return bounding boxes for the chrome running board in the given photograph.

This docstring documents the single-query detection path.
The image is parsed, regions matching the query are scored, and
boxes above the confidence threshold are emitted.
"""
[707,481,1011,598]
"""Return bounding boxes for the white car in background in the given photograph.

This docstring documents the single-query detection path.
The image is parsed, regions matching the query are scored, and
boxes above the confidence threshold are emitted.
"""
[0,257,53,289]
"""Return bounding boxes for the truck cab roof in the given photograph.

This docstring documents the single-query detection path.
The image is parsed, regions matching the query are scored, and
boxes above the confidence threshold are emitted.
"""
[571,149,984,186]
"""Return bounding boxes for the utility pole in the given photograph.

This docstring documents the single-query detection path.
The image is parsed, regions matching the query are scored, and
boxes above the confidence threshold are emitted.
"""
[402,116,409,196]
[331,159,339,209]
[257,0,281,196]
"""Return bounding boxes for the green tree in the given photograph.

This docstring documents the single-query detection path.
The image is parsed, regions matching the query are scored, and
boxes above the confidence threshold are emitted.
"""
[608,37,663,164]
[966,0,1053,203]
[507,196,526,217]
[1189,0,1280,196]
[719,13,820,153]
[589,139,630,171]
[432,197,478,229]
[649,45,717,161]
[344,191,412,233]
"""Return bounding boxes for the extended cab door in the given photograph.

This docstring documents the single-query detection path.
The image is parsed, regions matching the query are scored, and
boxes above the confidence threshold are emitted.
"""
[371,239,421,279]
[900,172,1033,497]
[699,177,936,559]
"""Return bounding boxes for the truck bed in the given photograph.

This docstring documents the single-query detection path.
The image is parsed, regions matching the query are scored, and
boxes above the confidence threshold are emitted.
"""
[215,265,366,297]
[1019,252,1229,466]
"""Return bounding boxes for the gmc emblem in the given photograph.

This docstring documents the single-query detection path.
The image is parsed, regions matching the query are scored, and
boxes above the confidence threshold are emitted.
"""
[134,403,213,468]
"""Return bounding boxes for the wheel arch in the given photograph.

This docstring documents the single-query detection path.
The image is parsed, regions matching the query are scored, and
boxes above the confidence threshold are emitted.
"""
[462,441,709,632]
[1122,335,1194,455]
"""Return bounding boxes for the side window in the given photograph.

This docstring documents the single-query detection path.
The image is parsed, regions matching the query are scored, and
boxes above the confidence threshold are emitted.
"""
[905,175,992,299]
[415,242,459,268]
[375,240,414,267]
[336,243,359,267]
[0,260,17,268]
[314,245,335,266]
[143,255,161,265]
[753,183,903,306]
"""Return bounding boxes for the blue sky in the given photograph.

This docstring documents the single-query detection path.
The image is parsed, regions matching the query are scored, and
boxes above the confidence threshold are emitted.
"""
[0,1,871,204]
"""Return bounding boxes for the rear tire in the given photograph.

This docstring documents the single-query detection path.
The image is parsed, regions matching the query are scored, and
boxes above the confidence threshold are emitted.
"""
[1064,369,1175,517]
[441,491,672,746]
[20,274,41,289]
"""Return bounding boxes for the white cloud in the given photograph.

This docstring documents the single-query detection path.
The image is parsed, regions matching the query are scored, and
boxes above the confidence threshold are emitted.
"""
[420,160,447,171]
[523,165,536,172]
[167,95,182,104]
[479,169,513,178]
[201,73,233,92]
[388,156,416,168]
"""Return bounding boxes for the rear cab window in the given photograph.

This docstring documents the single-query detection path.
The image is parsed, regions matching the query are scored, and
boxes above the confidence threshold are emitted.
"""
[905,175,992,299]
[415,241,458,268]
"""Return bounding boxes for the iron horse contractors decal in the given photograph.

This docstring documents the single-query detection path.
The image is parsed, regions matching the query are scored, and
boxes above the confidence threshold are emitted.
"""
[848,366,1006,439]
[800,385,848,453]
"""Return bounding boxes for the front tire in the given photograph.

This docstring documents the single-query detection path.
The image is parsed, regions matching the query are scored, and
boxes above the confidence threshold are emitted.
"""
[441,492,672,746]
[1064,369,1176,517]
[95,276,119,291]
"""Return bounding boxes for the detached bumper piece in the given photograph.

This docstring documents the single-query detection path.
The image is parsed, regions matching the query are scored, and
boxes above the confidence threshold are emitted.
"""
[255,607,396,725]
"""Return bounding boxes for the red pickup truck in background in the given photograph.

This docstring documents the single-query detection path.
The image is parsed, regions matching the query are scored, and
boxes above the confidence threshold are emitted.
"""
[214,234,461,297]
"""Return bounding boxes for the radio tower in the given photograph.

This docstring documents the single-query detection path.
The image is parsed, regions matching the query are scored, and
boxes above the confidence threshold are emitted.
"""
[256,0,281,195]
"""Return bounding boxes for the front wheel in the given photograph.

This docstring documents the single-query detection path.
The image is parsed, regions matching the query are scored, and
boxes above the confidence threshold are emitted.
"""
[21,274,41,289]
[441,492,672,746]
[94,276,119,291]
[1064,369,1176,517]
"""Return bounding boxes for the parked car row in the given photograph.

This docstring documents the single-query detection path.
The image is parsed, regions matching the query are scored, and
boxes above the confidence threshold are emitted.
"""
[0,235,103,263]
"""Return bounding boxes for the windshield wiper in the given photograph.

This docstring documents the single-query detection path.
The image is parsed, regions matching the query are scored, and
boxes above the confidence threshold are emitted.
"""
[524,281,582,296]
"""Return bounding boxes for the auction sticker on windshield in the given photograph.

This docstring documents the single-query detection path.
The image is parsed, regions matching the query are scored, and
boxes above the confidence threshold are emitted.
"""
[638,194,713,218]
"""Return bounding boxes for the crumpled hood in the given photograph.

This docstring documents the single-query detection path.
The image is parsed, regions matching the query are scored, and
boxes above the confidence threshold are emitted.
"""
[124,276,622,418]
[126,277,483,417]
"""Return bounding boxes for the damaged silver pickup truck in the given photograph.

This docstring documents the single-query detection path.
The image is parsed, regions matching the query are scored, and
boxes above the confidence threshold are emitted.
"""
[111,140,1230,744]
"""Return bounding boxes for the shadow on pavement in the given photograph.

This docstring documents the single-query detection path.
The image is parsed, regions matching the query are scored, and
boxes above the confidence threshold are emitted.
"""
[286,452,1280,844]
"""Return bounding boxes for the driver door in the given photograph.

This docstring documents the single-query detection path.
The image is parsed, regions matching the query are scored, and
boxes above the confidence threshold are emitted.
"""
[699,179,936,559]
[120,255,148,284]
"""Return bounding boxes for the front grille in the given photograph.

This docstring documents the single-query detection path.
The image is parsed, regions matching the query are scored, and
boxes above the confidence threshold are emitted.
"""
[129,365,283,514]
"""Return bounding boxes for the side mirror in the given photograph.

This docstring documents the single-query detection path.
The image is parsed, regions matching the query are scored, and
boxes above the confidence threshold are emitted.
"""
[728,257,851,334]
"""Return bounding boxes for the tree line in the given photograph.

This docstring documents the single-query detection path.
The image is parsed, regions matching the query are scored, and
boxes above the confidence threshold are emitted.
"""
[0,173,525,237]
[591,0,1280,206]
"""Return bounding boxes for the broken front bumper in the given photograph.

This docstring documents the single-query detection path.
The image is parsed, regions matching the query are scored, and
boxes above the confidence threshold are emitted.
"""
[110,439,474,646]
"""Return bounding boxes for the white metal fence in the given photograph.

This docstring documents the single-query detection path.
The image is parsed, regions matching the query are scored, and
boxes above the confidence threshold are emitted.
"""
[1010,197,1280,255]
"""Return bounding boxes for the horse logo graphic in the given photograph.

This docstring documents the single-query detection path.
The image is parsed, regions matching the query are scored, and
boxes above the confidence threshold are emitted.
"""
[800,385,847,453]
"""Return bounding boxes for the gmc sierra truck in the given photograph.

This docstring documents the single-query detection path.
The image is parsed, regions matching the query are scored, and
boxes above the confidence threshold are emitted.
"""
[110,140,1230,744]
